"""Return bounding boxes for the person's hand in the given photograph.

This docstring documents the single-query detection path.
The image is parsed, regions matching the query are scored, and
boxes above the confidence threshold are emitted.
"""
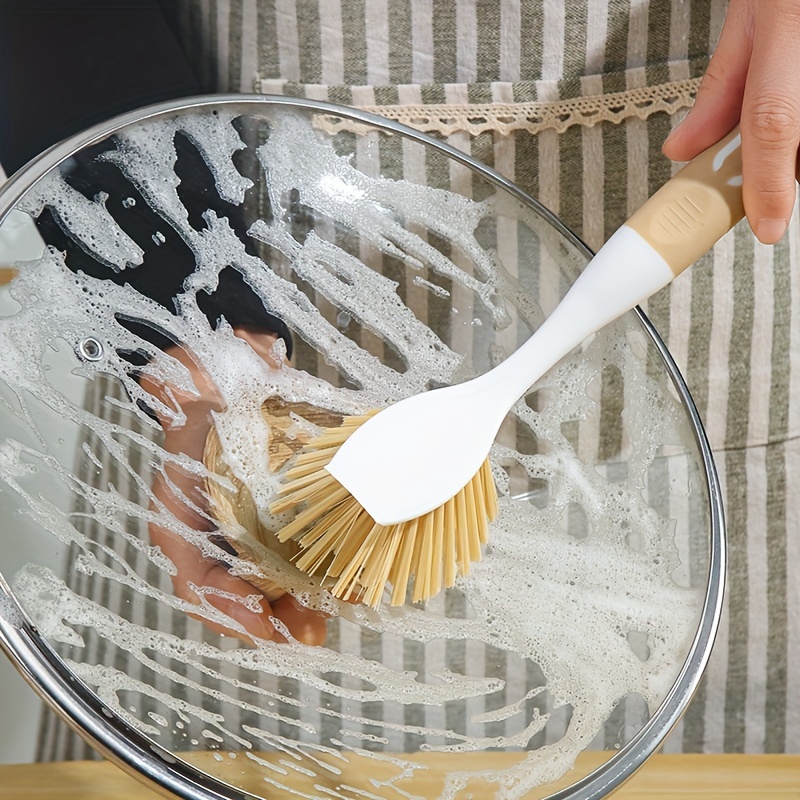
[662,0,800,244]
[141,328,329,647]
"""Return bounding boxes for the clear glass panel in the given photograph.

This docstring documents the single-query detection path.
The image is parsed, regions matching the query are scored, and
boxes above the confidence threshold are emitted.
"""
[0,102,711,799]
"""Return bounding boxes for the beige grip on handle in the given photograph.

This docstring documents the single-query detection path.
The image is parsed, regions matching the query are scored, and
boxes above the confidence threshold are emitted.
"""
[627,126,744,277]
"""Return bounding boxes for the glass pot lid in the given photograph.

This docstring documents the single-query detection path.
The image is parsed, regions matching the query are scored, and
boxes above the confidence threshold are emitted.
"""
[0,96,724,800]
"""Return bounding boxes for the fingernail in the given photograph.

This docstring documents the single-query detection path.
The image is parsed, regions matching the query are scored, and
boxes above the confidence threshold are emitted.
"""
[663,117,687,145]
[663,126,679,146]
[756,218,788,244]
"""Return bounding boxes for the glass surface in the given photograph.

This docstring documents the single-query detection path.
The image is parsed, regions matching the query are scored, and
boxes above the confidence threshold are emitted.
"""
[0,101,714,799]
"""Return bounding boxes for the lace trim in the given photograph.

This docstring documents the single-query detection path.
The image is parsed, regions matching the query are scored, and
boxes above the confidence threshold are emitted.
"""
[319,77,700,137]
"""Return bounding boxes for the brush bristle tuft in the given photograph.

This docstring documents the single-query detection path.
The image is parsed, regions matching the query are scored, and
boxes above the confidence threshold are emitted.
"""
[269,412,498,607]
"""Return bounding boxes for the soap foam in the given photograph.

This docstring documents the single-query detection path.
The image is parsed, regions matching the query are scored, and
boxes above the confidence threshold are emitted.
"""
[0,107,707,798]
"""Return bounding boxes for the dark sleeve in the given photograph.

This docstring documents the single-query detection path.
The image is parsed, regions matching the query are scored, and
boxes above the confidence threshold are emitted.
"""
[0,0,293,359]
[0,0,200,175]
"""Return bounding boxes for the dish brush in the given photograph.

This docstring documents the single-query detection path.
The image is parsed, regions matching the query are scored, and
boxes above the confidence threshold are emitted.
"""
[204,398,344,600]
[271,127,745,607]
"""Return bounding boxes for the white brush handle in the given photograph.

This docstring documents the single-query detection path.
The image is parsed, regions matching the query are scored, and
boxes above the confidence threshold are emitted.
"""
[482,126,745,408]
[326,128,746,526]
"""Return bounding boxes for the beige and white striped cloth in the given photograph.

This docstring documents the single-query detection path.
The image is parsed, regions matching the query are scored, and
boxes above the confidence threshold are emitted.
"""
[38,0,800,759]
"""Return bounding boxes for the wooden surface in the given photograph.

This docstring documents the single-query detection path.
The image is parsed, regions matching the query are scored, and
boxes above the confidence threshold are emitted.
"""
[0,754,798,799]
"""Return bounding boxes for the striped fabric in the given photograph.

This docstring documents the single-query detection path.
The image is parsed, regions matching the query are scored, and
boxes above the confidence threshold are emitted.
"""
[35,377,228,762]
[38,0,800,761]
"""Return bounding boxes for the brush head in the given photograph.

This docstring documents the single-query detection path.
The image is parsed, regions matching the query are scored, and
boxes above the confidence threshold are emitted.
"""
[204,398,346,598]
[325,381,503,526]
[271,411,499,607]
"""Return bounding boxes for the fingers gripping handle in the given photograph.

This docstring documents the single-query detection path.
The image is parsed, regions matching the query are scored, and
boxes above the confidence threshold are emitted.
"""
[491,128,745,408]
[627,126,744,277]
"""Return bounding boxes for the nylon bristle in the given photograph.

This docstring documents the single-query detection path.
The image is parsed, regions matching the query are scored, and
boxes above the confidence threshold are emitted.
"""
[269,412,499,608]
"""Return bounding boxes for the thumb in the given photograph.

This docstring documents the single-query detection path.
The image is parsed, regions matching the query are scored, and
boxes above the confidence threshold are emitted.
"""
[739,0,800,243]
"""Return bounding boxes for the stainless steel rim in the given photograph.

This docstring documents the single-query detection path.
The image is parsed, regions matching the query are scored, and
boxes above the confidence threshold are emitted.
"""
[0,94,725,800]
